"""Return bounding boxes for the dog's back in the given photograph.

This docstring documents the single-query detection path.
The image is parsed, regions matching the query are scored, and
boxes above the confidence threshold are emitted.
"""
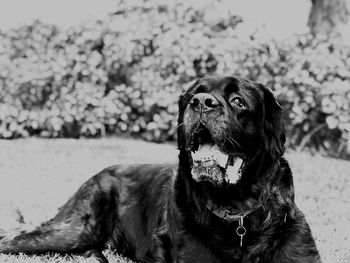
[0,164,181,262]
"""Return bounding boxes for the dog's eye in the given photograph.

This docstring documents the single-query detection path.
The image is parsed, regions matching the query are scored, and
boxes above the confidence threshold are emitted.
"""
[231,97,245,108]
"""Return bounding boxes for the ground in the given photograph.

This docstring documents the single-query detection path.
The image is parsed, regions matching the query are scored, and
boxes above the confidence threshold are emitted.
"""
[0,138,349,263]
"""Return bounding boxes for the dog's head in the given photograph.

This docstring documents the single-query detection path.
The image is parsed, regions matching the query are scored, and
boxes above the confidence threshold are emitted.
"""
[177,76,285,186]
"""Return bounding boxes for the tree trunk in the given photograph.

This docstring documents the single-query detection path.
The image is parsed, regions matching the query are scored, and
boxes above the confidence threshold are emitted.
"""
[307,0,350,38]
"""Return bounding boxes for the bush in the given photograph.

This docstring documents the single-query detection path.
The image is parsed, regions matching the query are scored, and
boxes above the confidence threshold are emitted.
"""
[0,1,349,156]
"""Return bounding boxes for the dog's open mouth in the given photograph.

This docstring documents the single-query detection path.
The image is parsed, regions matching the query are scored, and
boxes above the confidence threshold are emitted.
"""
[190,124,243,185]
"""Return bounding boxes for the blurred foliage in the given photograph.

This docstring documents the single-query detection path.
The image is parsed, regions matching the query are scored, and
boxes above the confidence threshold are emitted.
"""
[0,0,349,156]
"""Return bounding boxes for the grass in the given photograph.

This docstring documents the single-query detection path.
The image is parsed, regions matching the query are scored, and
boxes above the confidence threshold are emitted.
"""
[0,138,349,263]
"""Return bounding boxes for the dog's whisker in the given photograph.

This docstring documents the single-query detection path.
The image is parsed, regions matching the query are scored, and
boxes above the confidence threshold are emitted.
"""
[177,123,185,130]
[223,130,228,144]
[228,137,242,150]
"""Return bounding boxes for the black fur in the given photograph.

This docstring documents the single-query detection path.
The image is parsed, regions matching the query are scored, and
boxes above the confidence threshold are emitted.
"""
[0,76,321,263]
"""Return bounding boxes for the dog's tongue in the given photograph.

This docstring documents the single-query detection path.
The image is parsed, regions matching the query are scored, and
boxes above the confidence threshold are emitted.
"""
[192,143,227,168]
[191,143,243,184]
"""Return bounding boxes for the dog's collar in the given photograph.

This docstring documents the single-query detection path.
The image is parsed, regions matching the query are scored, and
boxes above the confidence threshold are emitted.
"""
[210,205,289,224]
[210,206,288,247]
[210,206,259,223]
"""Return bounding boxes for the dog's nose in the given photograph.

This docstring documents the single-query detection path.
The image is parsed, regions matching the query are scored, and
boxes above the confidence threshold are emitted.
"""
[190,93,218,112]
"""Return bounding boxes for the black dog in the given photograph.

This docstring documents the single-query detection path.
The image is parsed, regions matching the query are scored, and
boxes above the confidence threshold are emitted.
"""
[0,76,321,262]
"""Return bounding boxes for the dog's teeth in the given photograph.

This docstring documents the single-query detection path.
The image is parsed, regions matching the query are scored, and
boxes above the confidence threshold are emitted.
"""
[226,157,243,184]
[216,152,228,168]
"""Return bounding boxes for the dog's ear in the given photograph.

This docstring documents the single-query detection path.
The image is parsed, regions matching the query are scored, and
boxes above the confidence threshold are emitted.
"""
[177,79,198,150]
[259,84,286,159]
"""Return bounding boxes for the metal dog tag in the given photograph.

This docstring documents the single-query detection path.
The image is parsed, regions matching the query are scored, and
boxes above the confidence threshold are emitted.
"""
[236,214,246,247]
